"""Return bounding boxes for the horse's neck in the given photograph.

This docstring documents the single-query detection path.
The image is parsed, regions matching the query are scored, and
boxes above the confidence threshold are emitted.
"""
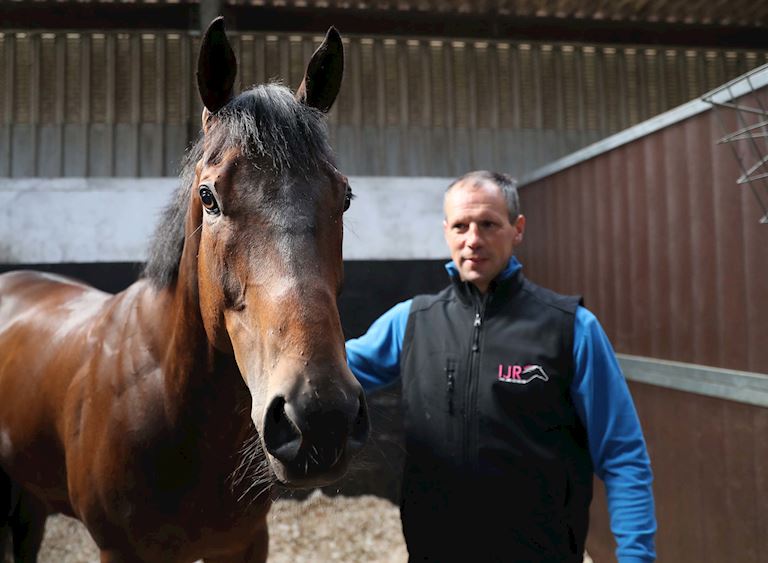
[142,274,247,431]
[137,202,252,435]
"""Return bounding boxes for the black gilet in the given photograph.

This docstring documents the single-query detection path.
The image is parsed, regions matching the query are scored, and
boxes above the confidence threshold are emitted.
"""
[399,269,594,563]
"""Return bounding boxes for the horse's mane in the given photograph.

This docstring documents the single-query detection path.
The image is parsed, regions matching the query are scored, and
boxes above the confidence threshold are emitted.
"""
[142,84,335,288]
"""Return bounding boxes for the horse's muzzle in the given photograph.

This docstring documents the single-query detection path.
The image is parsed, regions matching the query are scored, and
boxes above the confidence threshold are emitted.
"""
[262,389,369,486]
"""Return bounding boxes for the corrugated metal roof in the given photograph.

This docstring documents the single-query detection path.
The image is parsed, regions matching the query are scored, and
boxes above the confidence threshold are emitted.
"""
[6,0,768,28]
[240,0,768,28]
[3,30,765,177]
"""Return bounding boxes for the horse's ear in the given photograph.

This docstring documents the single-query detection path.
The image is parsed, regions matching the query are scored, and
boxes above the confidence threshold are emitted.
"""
[295,27,344,113]
[197,16,237,115]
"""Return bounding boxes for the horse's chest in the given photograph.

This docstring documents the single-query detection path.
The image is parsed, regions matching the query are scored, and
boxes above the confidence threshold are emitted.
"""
[71,405,270,557]
[82,457,271,560]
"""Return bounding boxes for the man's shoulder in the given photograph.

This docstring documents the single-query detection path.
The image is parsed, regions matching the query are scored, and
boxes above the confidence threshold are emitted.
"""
[409,285,455,314]
[520,277,583,316]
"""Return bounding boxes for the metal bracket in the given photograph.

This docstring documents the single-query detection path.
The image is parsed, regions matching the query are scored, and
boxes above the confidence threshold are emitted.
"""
[702,63,768,225]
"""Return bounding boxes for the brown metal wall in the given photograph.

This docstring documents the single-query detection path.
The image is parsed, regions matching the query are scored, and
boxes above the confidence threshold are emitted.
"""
[517,101,768,374]
[586,381,768,563]
[516,87,768,561]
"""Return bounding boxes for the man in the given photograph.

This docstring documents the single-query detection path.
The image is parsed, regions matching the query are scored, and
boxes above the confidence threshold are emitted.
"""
[345,171,656,562]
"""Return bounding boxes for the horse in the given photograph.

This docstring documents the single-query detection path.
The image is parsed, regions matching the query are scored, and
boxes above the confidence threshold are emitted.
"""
[0,17,369,562]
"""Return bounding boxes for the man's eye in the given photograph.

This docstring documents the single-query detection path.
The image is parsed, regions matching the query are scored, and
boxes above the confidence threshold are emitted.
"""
[199,186,220,215]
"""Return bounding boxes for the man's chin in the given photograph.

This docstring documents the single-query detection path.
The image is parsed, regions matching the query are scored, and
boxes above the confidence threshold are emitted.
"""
[461,269,488,285]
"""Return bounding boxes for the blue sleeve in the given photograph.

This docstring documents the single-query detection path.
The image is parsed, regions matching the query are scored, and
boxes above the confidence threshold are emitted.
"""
[571,306,657,563]
[345,299,411,393]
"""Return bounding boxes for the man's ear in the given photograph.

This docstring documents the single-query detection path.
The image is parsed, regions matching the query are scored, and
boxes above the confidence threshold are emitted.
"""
[513,215,526,244]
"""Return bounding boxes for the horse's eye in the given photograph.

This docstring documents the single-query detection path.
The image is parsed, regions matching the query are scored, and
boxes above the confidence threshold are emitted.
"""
[343,185,354,212]
[199,186,220,215]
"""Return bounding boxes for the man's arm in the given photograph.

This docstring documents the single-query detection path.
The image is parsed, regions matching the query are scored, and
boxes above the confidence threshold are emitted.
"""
[571,306,657,563]
[345,299,412,392]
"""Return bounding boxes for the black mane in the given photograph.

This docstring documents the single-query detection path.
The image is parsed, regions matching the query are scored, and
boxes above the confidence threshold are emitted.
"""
[142,84,335,288]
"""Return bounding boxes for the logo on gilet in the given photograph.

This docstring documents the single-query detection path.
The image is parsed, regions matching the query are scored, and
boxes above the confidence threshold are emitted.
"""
[497,364,549,384]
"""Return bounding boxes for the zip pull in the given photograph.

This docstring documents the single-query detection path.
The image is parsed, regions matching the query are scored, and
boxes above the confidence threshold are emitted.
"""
[472,312,482,352]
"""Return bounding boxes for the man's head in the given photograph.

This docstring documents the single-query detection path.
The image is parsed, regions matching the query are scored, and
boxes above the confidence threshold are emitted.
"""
[443,171,526,293]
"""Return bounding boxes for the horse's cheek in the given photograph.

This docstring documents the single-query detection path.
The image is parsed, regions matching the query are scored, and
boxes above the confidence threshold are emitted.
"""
[196,257,232,353]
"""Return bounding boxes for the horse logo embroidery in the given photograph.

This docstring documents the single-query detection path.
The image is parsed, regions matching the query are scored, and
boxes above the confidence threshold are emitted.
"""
[497,364,549,384]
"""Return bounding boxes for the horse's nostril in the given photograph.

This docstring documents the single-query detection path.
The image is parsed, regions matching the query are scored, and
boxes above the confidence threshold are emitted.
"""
[263,396,302,463]
[349,392,370,453]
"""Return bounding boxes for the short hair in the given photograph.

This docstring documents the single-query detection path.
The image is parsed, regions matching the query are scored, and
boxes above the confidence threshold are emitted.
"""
[445,170,520,222]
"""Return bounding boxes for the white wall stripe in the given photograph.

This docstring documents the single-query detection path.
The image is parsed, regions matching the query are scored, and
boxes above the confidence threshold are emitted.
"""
[0,177,454,264]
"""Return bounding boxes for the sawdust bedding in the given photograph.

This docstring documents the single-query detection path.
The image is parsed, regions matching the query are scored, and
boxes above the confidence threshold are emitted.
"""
[9,491,593,562]
[16,491,407,563]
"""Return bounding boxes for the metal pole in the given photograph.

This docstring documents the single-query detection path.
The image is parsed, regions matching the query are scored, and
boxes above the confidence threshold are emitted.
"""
[199,0,223,32]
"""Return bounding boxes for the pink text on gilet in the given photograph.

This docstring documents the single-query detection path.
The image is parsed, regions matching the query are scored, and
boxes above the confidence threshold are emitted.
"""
[498,364,523,381]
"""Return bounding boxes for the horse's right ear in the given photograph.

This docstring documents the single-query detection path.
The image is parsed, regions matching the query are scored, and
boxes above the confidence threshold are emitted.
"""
[197,17,237,116]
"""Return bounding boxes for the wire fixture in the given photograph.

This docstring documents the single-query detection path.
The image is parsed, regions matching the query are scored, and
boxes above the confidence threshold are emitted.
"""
[702,63,768,224]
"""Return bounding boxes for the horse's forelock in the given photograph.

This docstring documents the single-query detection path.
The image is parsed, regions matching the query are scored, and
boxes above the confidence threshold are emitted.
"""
[220,84,334,173]
[142,83,335,288]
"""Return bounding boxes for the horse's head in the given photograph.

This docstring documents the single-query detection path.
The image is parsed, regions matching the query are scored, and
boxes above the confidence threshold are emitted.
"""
[189,18,368,487]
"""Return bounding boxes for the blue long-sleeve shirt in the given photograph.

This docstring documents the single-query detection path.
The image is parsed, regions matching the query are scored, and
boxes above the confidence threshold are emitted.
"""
[346,258,657,562]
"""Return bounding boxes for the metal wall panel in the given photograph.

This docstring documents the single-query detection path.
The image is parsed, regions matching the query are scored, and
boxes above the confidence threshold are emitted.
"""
[516,86,768,374]
[517,76,768,561]
[1,30,766,178]
[586,381,768,562]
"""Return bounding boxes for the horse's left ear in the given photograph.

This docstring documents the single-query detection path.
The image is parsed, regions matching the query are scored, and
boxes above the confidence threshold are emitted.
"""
[197,16,237,115]
[295,27,344,113]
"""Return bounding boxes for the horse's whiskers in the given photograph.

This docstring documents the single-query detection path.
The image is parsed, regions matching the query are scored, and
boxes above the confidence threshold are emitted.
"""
[229,433,265,490]
[237,459,273,506]
[237,459,272,506]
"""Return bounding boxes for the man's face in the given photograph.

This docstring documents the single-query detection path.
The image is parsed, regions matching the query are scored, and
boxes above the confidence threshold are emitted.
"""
[443,180,525,293]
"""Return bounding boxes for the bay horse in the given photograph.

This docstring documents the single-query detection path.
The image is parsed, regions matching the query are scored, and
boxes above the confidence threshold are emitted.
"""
[0,17,369,562]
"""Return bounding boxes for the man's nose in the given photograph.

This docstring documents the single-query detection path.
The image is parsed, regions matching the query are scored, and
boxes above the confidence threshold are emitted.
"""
[466,223,482,246]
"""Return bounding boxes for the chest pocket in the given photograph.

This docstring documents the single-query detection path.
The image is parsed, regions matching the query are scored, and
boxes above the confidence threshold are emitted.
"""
[481,351,570,433]
[402,346,465,434]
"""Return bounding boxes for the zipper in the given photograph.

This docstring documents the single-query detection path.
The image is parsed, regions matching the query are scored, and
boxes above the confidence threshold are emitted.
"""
[445,357,457,415]
[463,293,488,469]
